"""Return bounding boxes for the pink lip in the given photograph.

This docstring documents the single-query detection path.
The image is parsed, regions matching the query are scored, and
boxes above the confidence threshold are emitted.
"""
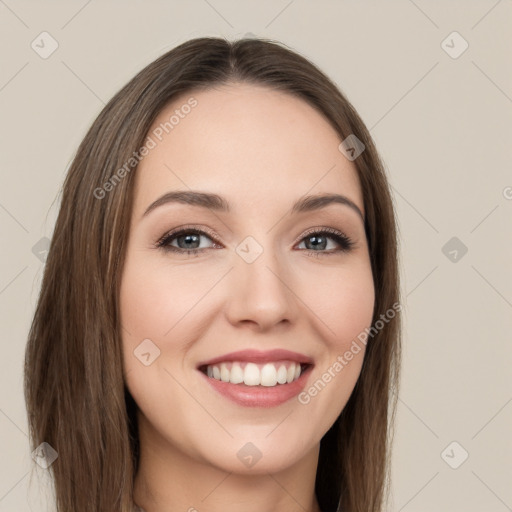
[196,349,314,368]
[198,364,313,408]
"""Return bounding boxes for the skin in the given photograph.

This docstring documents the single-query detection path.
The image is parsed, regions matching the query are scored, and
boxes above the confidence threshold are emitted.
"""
[120,82,375,512]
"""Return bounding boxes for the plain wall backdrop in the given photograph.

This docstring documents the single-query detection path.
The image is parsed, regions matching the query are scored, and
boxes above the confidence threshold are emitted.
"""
[0,1,511,511]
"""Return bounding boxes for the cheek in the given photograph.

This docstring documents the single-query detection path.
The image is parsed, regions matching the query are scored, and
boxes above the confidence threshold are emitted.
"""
[297,259,375,347]
[119,252,222,394]
[119,256,204,341]
[291,260,374,438]
[119,255,180,390]
[119,256,204,433]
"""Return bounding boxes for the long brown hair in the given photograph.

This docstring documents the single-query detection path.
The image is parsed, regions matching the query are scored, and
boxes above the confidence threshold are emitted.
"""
[24,36,401,512]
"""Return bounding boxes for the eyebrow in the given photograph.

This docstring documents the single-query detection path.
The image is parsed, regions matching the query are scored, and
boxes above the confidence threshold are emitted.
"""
[142,190,364,222]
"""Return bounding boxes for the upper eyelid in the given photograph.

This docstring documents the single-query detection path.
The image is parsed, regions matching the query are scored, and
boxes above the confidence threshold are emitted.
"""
[156,225,220,246]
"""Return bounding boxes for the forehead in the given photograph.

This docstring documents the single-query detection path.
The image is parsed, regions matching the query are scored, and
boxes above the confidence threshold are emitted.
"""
[132,83,364,218]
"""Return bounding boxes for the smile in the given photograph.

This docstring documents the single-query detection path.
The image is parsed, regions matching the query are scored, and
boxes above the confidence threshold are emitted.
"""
[200,360,311,387]
[196,349,314,408]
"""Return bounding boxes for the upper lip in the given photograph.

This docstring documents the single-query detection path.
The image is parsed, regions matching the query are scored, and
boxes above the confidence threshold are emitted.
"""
[197,349,314,368]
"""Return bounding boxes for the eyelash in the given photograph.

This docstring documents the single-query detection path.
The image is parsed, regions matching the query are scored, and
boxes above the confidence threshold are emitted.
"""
[155,225,355,258]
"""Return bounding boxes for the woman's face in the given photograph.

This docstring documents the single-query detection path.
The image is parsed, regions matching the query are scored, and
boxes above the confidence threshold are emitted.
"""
[120,83,375,474]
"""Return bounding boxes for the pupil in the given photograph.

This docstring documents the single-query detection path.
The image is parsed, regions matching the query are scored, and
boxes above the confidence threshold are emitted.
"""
[307,235,326,250]
[179,234,199,249]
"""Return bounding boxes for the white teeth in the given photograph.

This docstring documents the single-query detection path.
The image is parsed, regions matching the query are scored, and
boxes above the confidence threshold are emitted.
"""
[244,363,260,386]
[260,363,277,386]
[220,363,230,382]
[204,360,306,387]
[286,364,295,383]
[276,365,288,384]
[230,362,244,384]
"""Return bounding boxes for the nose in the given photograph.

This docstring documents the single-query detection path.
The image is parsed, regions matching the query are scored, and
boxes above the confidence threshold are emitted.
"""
[224,244,300,332]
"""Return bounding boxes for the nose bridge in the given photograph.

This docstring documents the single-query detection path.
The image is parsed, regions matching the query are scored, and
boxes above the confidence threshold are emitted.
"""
[226,233,297,328]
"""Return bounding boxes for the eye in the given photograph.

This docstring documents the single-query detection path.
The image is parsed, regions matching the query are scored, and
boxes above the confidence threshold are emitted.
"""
[295,227,354,256]
[155,226,355,257]
[155,226,220,256]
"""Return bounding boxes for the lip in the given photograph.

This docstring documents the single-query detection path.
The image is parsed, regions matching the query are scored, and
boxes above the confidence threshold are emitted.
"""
[196,348,314,368]
[198,364,314,408]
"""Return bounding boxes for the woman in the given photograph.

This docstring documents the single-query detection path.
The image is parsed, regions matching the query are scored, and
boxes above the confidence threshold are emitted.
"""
[24,36,401,512]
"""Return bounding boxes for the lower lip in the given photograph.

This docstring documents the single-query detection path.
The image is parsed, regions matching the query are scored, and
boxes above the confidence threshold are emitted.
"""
[198,366,313,408]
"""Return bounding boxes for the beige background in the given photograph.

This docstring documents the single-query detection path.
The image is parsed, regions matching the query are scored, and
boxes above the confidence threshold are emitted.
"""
[1,1,511,511]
